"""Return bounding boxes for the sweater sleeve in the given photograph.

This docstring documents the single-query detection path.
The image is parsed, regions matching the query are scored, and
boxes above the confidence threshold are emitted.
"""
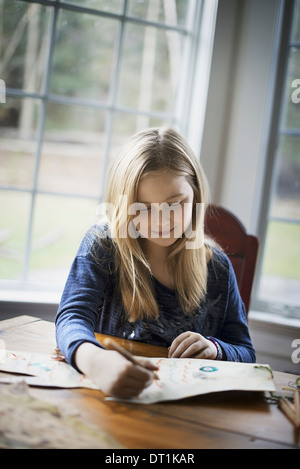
[55,226,112,369]
[212,256,256,363]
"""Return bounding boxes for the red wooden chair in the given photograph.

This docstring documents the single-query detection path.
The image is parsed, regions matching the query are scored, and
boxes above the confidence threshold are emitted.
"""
[204,205,259,315]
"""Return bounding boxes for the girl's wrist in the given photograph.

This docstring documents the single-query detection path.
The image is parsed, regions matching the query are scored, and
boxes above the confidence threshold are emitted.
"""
[206,337,223,360]
[75,342,104,375]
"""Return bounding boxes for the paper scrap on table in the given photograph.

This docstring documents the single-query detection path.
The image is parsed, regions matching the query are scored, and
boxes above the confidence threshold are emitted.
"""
[107,358,276,404]
[0,350,100,389]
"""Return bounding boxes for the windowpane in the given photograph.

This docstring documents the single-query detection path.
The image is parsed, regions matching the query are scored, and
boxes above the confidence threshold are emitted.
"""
[38,103,106,197]
[63,0,123,14]
[281,48,300,129]
[257,1,300,316]
[259,221,300,309]
[292,0,300,42]
[0,97,41,190]
[0,191,31,280]
[128,0,189,27]
[0,0,210,300]
[50,9,119,100]
[29,194,98,285]
[269,135,300,220]
[0,1,52,93]
[262,133,300,312]
[117,22,184,112]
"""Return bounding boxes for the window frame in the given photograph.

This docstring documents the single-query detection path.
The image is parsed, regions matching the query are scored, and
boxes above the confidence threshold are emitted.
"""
[0,0,218,308]
[251,0,299,319]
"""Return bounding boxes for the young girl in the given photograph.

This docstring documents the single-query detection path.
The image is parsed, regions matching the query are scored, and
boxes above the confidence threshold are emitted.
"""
[55,127,255,399]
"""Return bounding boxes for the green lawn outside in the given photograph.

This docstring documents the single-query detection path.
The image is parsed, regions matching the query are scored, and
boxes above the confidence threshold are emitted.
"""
[0,192,98,280]
[262,220,300,280]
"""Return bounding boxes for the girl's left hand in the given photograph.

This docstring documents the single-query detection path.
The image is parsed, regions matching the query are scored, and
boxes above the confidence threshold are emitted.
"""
[168,331,217,359]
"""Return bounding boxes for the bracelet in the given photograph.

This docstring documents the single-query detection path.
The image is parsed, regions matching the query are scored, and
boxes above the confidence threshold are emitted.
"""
[206,336,223,360]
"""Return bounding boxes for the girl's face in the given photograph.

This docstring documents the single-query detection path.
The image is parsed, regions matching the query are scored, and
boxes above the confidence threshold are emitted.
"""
[134,172,194,248]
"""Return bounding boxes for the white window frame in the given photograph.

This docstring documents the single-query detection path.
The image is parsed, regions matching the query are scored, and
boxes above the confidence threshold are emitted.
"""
[251,0,300,320]
[0,0,218,315]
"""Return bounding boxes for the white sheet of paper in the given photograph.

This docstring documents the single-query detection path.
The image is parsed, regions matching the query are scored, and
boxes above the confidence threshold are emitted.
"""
[108,357,276,404]
[0,351,276,404]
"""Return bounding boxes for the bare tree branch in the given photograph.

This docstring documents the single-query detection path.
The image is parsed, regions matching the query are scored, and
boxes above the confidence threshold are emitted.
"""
[0,8,29,73]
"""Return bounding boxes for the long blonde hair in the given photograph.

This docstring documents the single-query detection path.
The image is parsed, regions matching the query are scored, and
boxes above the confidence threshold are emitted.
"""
[103,127,212,322]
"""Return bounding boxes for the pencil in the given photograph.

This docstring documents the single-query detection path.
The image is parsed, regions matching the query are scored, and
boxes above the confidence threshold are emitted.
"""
[103,337,159,380]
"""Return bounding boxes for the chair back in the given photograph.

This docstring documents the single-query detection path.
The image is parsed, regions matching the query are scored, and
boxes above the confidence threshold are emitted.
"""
[204,205,259,315]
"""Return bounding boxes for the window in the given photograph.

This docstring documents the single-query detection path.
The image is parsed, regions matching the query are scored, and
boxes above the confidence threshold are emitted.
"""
[0,0,217,303]
[254,0,300,319]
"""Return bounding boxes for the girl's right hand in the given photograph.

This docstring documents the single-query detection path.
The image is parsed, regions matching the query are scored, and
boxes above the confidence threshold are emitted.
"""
[75,342,157,399]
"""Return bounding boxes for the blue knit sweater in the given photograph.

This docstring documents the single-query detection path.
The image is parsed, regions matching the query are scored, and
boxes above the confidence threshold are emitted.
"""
[55,224,256,368]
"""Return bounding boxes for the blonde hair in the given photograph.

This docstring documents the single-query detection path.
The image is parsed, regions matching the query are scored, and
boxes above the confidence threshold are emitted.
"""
[104,127,212,322]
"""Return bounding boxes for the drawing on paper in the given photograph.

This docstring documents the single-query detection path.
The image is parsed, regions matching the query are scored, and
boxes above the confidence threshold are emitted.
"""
[112,357,276,404]
[0,350,100,389]
[0,351,276,404]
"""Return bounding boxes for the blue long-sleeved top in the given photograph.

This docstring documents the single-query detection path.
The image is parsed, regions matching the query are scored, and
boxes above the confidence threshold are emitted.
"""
[55,224,256,368]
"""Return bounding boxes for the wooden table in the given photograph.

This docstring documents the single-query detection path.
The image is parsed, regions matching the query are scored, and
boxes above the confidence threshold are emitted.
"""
[0,315,299,450]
